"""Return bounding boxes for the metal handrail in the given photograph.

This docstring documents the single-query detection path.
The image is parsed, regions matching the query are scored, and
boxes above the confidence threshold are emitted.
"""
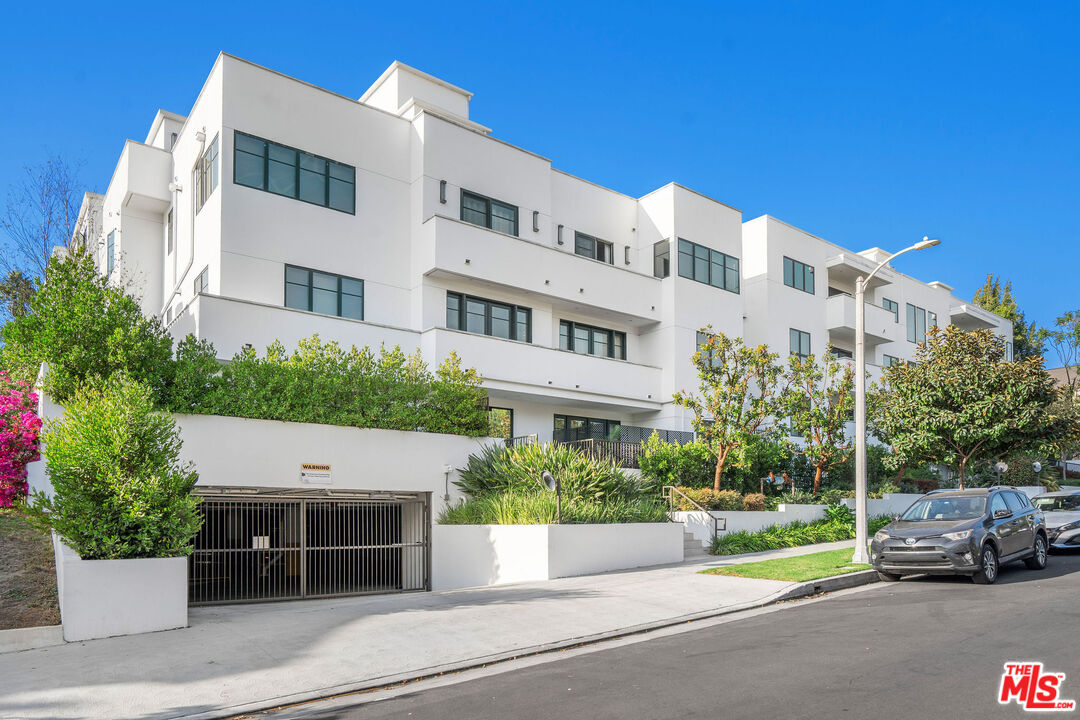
[662,486,726,546]
[505,434,538,447]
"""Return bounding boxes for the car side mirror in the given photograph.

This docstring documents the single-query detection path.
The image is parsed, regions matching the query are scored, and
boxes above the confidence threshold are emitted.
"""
[993,509,1012,520]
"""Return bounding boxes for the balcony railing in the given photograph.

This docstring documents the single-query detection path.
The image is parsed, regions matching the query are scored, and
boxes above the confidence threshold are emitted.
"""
[562,439,645,469]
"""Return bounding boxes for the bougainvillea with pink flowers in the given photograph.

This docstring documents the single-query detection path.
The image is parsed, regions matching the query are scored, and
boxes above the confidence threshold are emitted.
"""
[0,370,41,507]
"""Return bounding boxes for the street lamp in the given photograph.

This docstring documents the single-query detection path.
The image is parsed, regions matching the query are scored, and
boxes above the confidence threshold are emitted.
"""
[852,236,940,564]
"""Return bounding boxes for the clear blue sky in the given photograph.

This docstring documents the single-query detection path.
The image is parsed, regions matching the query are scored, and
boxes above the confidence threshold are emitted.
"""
[1,1,1077,330]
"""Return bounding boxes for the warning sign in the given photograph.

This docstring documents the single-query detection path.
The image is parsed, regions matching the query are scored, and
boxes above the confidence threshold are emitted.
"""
[301,463,332,484]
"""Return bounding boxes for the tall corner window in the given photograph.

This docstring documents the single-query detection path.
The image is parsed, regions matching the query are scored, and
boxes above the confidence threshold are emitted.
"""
[284,265,364,320]
[194,135,220,213]
[193,266,209,295]
[234,131,355,214]
[106,230,115,276]
[446,291,531,342]
[882,297,899,323]
[882,354,901,367]
[906,303,928,344]
[574,232,613,264]
[789,328,811,359]
[653,240,670,278]
[782,256,815,294]
[677,238,739,293]
[695,330,724,368]
[559,320,626,359]
[487,407,514,439]
[460,190,518,236]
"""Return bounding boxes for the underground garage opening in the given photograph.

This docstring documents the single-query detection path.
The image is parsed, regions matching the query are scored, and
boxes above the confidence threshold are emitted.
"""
[189,488,431,605]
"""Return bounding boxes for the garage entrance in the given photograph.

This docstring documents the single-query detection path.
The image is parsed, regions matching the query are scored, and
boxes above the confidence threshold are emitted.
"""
[189,488,430,605]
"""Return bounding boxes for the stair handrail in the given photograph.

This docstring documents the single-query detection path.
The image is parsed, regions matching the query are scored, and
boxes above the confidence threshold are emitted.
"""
[662,485,726,548]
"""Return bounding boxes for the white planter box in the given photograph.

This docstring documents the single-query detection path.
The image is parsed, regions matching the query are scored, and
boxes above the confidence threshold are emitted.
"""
[431,523,684,591]
[54,537,188,642]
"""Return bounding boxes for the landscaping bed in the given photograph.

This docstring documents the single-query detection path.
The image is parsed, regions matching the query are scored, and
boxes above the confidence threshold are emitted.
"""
[701,548,870,582]
[0,510,59,630]
[711,507,891,555]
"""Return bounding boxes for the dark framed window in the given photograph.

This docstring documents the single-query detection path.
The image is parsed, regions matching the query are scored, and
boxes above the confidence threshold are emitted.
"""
[233,131,355,214]
[193,266,208,295]
[928,310,938,330]
[653,240,670,278]
[789,328,811,359]
[906,303,928,344]
[882,298,899,323]
[487,407,514,439]
[284,265,364,320]
[554,414,621,443]
[460,190,518,236]
[574,232,613,264]
[106,231,115,276]
[559,320,626,359]
[194,135,219,213]
[446,291,531,342]
[882,354,901,367]
[695,330,724,368]
[830,347,853,359]
[677,238,739,293]
[783,256,815,294]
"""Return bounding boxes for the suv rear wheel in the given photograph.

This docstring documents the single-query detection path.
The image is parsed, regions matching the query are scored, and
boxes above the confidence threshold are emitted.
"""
[972,544,999,584]
[1024,534,1048,570]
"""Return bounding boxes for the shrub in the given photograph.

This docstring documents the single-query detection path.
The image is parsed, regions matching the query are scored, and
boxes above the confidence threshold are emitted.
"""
[711,513,891,555]
[673,487,743,511]
[742,493,766,511]
[162,335,490,437]
[817,489,846,507]
[24,375,202,559]
[0,250,174,402]
[456,442,640,503]
[0,371,41,507]
[438,491,668,525]
[638,433,716,489]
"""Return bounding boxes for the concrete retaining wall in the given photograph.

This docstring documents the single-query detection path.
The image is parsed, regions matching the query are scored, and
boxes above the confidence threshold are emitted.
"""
[431,523,684,590]
[672,504,830,547]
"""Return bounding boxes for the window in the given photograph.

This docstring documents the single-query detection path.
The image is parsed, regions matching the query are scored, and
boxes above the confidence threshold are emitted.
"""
[830,347,853,359]
[553,414,620,443]
[460,190,518,236]
[284,265,364,320]
[194,135,219,212]
[882,354,901,368]
[193,266,208,295]
[446,291,531,342]
[1003,492,1025,514]
[166,209,174,254]
[233,131,355,214]
[1006,342,1014,362]
[574,232,613,264]
[990,493,1009,516]
[906,303,928,343]
[783,256,815,294]
[653,240,670,278]
[882,298,899,323]
[695,331,724,368]
[928,311,938,329]
[487,408,513,439]
[559,321,626,359]
[789,328,811,359]
[677,238,739,293]
[106,231,115,276]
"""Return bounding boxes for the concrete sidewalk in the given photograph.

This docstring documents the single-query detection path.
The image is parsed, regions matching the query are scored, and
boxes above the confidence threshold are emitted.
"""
[3,540,858,720]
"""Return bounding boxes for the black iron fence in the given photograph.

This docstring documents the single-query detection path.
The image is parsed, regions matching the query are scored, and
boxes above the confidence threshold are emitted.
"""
[563,439,645,469]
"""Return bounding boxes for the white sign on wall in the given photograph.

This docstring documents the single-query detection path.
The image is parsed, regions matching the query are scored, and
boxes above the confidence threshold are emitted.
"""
[301,463,332,484]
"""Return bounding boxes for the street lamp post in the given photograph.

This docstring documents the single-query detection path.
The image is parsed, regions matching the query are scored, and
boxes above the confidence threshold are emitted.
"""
[852,236,940,564]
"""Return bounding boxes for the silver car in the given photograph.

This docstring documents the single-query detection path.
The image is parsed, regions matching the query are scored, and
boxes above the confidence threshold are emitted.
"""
[1032,491,1080,550]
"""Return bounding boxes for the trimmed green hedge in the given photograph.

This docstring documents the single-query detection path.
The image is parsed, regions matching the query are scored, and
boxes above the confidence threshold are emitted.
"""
[438,491,668,525]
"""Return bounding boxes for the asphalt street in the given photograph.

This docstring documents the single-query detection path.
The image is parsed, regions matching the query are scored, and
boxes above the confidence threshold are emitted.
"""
[270,549,1080,720]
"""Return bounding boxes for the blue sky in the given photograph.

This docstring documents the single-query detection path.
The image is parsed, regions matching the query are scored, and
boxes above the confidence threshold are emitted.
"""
[1,1,1077,330]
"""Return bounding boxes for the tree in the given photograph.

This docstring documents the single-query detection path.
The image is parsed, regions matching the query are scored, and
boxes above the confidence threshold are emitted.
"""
[0,269,35,322]
[1041,310,1080,391]
[779,349,856,494]
[0,249,174,401]
[973,274,1043,360]
[1,156,83,280]
[874,326,1062,489]
[673,329,782,492]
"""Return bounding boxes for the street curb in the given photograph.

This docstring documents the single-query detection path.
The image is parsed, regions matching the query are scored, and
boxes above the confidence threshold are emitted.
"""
[179,571,880,720]
[0,624,64,655]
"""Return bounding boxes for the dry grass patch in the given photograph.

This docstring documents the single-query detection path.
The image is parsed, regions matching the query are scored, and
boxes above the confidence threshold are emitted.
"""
[0,509,60,629]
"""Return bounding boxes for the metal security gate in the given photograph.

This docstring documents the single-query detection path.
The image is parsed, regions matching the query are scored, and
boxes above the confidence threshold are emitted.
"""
[189,488,430,605]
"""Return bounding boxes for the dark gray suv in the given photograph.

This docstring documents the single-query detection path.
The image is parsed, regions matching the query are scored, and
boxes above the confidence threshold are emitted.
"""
[870,487,1048,584]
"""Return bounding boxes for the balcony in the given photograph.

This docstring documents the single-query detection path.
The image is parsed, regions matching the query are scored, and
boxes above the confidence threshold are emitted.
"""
[421,327,663,412]
[825,252,892,292]
[417,215,662,325]
[949,302,1001,331]
[115,140,172,214]
[826,293,898,346]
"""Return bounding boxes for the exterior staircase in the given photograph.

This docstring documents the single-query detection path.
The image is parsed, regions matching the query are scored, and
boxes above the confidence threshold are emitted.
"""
[683,530,708,559]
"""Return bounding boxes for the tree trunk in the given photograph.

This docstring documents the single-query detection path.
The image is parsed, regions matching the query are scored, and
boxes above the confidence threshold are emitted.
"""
[957,458,967,491]
[713,454,725,493]
[813,466,823,495]
[891,462,908,486]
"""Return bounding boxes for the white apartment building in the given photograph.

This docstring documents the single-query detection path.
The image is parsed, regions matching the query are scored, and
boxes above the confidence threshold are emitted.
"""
[80,53,1013,445]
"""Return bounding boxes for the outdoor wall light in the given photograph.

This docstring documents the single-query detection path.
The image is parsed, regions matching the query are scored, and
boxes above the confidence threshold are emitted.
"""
[557,224,564,245]
[439,180,447,204]
[533,211,539,232]
[541,471,562,524]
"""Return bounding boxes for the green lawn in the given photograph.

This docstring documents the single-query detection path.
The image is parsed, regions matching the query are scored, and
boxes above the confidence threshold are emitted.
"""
[699,548,871,582]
